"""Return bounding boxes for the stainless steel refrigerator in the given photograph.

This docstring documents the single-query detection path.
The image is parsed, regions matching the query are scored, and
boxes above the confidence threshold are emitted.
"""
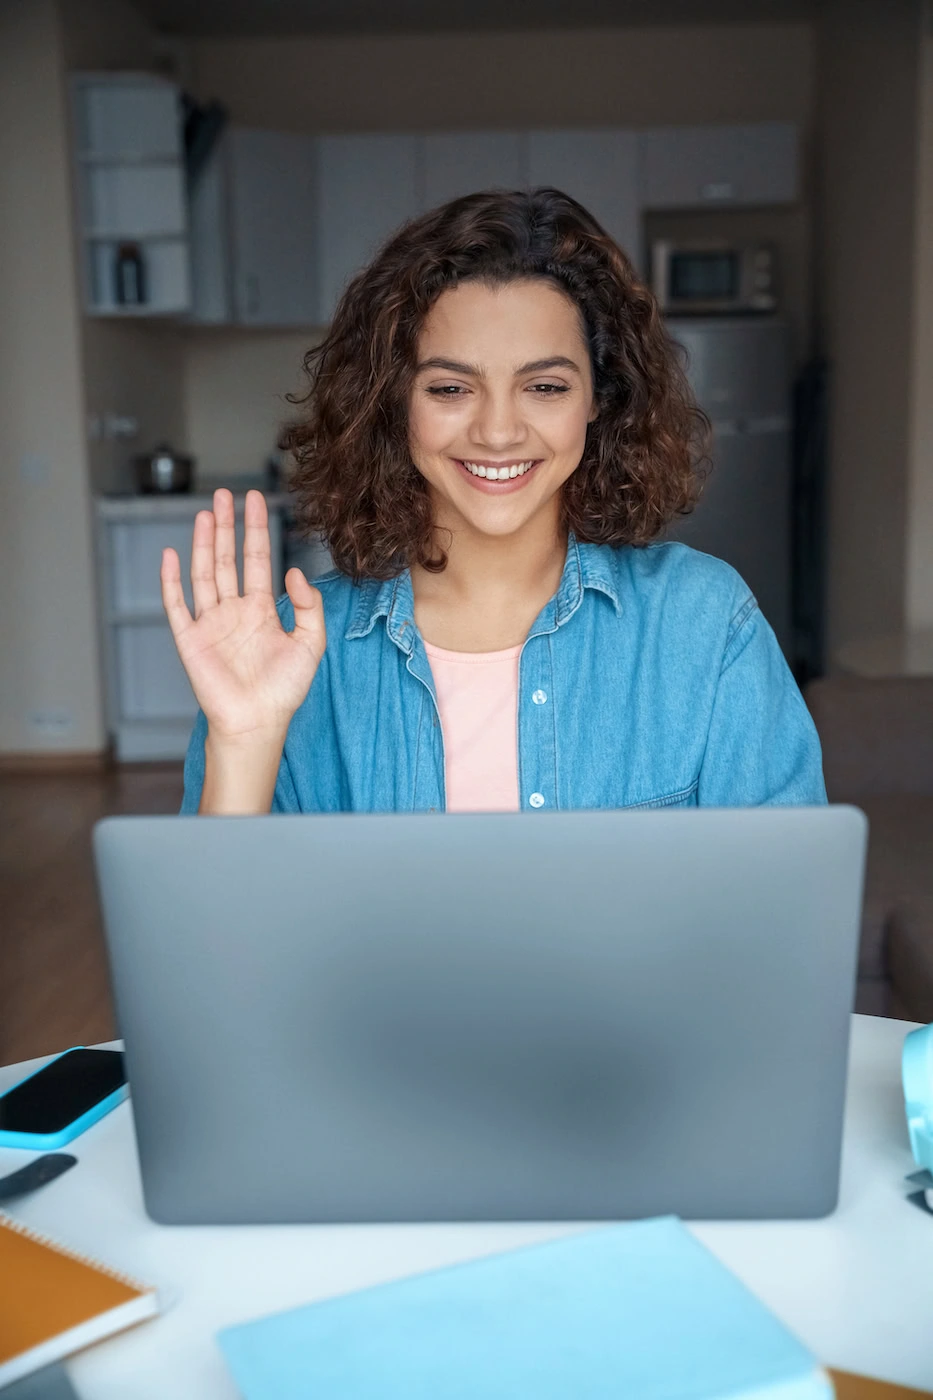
[664,317,793,661]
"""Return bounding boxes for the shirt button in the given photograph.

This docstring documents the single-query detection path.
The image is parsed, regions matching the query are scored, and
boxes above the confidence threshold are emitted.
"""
[529,792,545,808]
[532,689,548,705]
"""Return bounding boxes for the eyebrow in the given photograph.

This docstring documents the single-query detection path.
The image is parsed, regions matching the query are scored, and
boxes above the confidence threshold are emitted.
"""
[415,355,583,376]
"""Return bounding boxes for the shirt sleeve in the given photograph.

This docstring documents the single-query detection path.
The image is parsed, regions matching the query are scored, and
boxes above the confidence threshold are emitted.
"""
[179,709,301,814]
[697,597,827,807]
[180,709,208,814]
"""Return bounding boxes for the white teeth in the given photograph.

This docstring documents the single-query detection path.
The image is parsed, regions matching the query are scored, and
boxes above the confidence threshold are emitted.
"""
[462,460,536,479]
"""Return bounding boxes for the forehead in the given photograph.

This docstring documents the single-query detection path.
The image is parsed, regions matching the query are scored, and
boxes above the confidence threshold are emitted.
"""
[417,279,588,358]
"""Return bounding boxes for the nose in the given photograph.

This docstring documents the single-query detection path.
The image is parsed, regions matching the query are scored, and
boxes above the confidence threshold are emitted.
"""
[470,386,528,452]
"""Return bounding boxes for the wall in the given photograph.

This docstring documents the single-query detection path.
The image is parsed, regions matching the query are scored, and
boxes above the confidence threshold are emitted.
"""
[182,330,317,481]
[0,0,191,756]
[0,0,106,754]
[907,31,933,633]
[816,0,923,658]
[181,21,816,482]
[188,23,814,133]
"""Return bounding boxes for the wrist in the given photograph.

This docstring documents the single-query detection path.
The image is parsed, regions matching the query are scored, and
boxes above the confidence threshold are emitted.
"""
[204,722,290,754]
[200,727,287,815]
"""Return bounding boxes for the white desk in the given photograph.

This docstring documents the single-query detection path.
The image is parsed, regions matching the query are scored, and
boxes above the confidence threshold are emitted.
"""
[1,1014,930,1398]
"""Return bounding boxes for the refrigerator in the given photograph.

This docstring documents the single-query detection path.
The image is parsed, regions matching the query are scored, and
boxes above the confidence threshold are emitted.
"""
[664,317,793,662]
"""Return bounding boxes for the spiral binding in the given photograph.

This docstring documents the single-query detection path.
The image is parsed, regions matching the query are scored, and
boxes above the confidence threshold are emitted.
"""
[0,1211,153,1296]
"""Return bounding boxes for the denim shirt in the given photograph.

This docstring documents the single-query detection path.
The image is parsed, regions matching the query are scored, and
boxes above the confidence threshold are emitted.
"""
[181,536,826,814]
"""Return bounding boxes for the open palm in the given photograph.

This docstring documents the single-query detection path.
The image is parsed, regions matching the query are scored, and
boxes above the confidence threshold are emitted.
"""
[160,488,326,743]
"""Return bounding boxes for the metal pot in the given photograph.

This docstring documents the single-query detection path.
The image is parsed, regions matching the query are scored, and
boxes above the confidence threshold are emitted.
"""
[133,443,195,494]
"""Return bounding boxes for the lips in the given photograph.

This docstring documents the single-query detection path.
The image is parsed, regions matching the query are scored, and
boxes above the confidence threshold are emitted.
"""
[454,458,542,493]
[460,459,538,480]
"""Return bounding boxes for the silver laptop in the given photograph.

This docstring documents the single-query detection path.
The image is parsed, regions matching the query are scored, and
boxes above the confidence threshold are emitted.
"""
[93,807,867,1225]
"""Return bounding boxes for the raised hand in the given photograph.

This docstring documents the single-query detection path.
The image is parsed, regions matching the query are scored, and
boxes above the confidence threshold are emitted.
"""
[160,488,326,747]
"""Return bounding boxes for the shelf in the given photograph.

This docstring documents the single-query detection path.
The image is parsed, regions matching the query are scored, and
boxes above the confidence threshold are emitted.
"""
[86,236,190,317]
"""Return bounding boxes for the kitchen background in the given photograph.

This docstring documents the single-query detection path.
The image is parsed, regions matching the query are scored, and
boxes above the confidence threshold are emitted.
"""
[3,0,933,1059]
[2,0,932,769]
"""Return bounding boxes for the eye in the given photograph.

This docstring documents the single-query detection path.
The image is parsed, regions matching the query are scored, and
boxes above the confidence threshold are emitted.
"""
[528,383,570,395]
[426,385,468,397]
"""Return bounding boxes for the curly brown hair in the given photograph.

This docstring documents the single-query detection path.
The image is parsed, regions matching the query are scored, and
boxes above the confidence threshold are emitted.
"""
[281,187,710,580]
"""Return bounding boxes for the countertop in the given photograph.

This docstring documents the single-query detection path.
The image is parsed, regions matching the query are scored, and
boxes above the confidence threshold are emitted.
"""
[95,482,293,520]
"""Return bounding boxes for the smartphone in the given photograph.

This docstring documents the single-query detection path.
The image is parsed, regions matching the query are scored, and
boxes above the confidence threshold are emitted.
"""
[0,1047,128,1150]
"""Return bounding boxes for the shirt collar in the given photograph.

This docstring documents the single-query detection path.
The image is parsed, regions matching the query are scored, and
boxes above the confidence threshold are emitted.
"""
[344,533,622,646]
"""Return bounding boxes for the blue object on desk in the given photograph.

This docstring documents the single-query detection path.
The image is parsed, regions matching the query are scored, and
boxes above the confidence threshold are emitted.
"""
[0,1047,127,1151]
[218,1216,832,1400]
[903,1022,933,1173]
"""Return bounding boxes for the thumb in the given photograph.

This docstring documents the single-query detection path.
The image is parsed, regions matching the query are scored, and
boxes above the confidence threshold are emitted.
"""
[285,568,326,657]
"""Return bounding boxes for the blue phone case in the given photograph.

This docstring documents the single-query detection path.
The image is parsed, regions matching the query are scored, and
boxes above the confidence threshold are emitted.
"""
[0,1046,129,1150]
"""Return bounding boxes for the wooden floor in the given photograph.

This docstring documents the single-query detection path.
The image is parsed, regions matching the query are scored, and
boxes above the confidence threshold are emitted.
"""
[0,764,184,1066]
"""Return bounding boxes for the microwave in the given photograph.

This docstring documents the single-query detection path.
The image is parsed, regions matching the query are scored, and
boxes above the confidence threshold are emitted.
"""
[651,240,778,315]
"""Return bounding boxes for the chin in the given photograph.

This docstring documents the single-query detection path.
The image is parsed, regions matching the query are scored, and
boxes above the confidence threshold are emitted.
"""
[461,505,547,538]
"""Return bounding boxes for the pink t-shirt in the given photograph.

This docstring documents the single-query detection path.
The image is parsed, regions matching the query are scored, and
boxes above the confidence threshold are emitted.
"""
[423,641,521,812]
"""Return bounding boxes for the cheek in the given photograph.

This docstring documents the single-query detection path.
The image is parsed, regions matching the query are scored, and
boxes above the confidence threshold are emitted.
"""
[546,400,594,452]
[408,398,451,455]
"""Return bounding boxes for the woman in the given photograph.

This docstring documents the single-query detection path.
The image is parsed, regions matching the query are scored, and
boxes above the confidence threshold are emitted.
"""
[164,187,825,815]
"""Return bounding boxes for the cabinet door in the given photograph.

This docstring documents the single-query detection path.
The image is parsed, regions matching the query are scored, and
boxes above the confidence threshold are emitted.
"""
[421,131,525,208]
[228,128,318,326]
[75,78,180,160]
[115,622,198,721]
[110,520,194,617]
[317,134,420,324]
[107,509,283,620]
[527,129,641,270]
[638,123,798,209]
[188,140,232,323]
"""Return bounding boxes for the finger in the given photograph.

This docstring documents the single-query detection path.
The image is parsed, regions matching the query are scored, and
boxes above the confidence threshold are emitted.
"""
[212,488,239,601]
[160,547,194,639]
[242,489,273,597]
[285,569,326,661]
[189,509,219,617]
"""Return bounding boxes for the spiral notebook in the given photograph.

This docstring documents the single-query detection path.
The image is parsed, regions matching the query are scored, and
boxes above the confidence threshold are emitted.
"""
[0,1212,159,1388]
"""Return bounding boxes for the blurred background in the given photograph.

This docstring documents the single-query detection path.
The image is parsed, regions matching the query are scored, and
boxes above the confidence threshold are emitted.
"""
[1,0,932,1063]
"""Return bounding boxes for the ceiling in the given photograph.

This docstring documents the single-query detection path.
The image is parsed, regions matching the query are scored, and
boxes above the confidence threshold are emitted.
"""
[134,0,820,39]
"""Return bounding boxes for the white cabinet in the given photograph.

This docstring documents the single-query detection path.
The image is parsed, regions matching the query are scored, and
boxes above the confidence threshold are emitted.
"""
[189,128,318,326]
[421,131,525,207]
[95,495,286,761]
[188,145,230,324]
[527,129,641,270]
[316,133,421,325]
[187,120,799,327]
[638,122,798,210]
[71,73,190,317]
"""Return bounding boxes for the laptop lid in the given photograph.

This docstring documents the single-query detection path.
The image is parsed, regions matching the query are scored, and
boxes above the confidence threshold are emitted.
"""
[93,806,866,1225]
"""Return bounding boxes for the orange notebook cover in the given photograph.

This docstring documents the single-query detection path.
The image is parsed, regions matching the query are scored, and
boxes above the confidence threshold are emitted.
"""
[0,1211,158,1387]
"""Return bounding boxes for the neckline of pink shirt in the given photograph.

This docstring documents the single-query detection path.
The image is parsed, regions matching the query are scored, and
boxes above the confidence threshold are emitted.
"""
[422,640,523,663]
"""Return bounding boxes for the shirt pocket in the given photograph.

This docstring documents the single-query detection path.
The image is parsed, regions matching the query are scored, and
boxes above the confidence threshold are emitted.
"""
[623,780,699,810]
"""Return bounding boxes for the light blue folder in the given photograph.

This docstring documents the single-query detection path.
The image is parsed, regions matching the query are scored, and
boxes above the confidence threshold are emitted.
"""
[218,1216,831,1399]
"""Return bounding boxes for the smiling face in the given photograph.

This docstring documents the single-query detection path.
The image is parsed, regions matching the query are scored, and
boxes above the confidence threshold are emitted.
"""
[408,278,597,545]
